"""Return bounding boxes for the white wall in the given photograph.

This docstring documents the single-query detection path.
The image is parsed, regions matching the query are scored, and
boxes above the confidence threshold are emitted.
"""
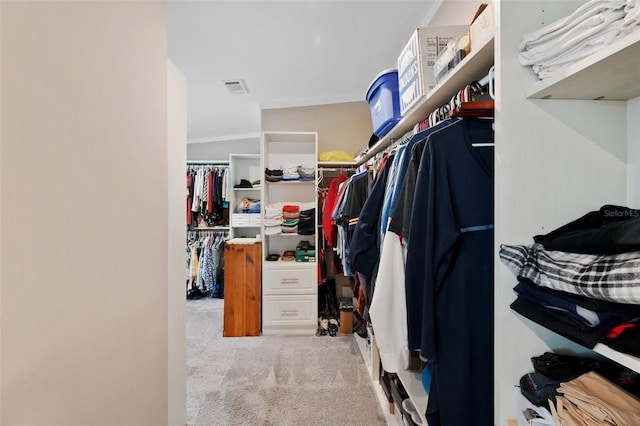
[261,101,372,158]
[1,2,174,424]
[424,0,484,26]
[628,96,640,207]
[187,137,260,162]
[167,59,187,426]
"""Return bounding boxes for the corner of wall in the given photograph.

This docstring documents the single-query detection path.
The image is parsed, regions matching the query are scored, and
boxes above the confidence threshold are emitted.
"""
[628,96,640,207]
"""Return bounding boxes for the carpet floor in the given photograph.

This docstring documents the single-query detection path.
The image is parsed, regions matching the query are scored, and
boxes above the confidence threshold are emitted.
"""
[186,298,387,426]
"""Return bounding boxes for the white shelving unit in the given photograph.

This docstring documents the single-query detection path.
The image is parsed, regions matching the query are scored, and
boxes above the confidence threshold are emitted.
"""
[495,1,639,423]
[228,154,261,239]
[517,26,640,379]
[515,5,640,369]
[261,132,319,335]
[526,30,640,101]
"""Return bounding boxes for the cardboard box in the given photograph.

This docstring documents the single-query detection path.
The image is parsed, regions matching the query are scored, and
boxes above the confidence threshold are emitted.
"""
[434,37,468,84]
[397,25,468,116]
[339,309,353,334]
[470,3,494,51]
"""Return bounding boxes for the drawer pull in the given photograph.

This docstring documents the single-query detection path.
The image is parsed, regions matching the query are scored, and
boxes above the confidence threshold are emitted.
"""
[280,278,299,285]
[280,309,299,317]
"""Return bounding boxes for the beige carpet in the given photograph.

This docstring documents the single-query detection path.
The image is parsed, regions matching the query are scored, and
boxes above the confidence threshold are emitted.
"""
[186,298,387,426]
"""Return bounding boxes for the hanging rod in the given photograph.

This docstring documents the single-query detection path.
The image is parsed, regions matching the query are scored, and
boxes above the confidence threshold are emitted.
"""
[190,226,230,231]
[478,65,495,100]
[319,168,358,172]
[354,127,415,166]
[187,160,229,165]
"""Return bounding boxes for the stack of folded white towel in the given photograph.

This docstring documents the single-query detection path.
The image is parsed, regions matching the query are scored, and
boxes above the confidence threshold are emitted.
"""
[520,0,640,79]
[263,205,283,235]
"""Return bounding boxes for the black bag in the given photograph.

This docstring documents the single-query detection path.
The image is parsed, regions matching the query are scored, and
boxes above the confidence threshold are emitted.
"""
[519,372,561,408]
[531,352,600,381]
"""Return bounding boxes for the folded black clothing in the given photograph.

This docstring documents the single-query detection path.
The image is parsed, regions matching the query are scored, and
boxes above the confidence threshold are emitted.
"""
[510,296,622,348]
[531,352,600,381]
[533,204,640,254]
[602,320,640,358]
[595,356,640,397]
[265,168,283,176]
[515,278,640,324]
[528,351,640,399]
[299,208,315,218]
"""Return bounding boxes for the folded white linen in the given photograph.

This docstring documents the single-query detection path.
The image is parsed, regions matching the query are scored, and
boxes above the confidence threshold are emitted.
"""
[519,0,626,50]
[532,19,625,78]
[520,9,625,65]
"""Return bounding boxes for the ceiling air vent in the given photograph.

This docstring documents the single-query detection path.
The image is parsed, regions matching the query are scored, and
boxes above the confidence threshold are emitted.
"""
[222,79,249,95]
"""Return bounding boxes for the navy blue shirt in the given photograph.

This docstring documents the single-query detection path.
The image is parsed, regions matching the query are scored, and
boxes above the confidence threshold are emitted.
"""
[405,119,494,426]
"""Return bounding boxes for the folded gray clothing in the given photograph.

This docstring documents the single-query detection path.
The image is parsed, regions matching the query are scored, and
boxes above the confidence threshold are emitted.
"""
[297,166,315,179]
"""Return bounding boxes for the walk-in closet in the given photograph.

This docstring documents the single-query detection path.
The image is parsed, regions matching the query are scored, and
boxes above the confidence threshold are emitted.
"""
[183,0,640,423]
[3,1,640,425]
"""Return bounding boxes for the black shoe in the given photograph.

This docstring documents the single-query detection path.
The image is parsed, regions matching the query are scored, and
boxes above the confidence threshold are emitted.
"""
[328,319,338,337]
[353,311,368,338]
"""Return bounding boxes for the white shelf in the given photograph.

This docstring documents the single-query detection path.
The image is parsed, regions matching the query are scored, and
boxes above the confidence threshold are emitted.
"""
[517,312,640,374]
[263,259,317,265]
[317,161,356,167]
[594,343,640,373]
[396,369,428,426]
[265,180,316,185]
[355,334,374,378]
[228,153,261,240]
[191,226,229,231]
[265,233,316,237]
[356,36,495,164]
[527,30,640,100]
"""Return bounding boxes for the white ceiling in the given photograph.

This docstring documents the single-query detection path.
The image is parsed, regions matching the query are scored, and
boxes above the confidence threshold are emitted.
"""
[167,0,481,143]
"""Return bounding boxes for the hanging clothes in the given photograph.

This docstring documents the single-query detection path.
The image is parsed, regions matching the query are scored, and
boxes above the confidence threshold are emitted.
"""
[186,164,229,228]
[186,230,228,299]
[387,118,460,239]
[350,116,494,425]
[404,118,494,426]
[355,119,461,371]
[331,170,371,276]
[322,173,348,246]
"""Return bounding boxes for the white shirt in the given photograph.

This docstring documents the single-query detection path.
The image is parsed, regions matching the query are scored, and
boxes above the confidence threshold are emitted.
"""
[368,231,410,373]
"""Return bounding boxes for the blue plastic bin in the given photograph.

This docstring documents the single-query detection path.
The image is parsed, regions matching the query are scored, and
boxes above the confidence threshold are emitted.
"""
[365,69,402,138]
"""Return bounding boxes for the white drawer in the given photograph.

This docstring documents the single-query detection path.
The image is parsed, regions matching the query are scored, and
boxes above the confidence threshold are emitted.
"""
[250,215,261,226]
[232,213,251,226]
[262,294,317,329]
[232,213,260,227]
[263,266,315,294]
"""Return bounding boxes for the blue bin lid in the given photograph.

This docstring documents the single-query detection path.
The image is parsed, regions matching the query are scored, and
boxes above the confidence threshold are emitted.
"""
[365,69,398,102]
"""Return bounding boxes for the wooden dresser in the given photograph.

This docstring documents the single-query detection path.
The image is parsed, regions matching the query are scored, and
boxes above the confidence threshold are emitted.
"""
[223,240,261,337]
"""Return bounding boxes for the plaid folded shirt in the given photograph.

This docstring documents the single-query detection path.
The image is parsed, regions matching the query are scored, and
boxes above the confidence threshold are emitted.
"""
[499,243,640,304]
